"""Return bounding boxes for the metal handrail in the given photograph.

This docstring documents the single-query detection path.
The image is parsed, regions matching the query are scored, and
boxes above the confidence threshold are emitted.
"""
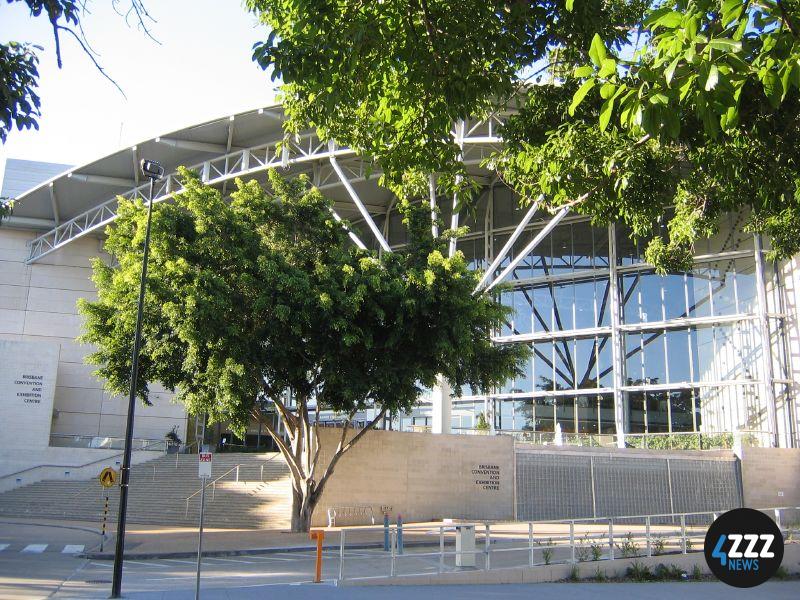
[184,464,245,517]
[0,439,167,483]
[335,505,800,582]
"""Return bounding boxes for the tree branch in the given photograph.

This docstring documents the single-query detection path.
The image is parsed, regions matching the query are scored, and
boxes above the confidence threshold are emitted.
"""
[55,25,127,98]
[250,407,304,484]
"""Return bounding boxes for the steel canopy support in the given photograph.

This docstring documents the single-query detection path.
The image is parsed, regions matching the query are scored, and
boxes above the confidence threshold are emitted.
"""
[48,183,60,226]
[67,173,137,187]
[448,121,466,258]
[329,207,368,251]
[484,206,570,293]
[474,195,542,293]
[155,137,239,154]
[754,234,780,447]
[329,142,391,253]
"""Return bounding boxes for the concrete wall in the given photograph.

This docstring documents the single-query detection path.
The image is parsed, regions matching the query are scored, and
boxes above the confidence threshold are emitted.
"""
[312,429,515,527]
[740,446,800,509]
[0,447,162,492]
[0,227,187,444]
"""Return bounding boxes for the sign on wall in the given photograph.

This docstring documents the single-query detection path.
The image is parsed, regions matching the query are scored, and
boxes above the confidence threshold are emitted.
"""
[0,340,59,448]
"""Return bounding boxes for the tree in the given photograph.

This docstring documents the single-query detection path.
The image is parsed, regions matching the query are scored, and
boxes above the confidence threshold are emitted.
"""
[247,0,800,270]
[79,169,528,531]
[1,0,155,143]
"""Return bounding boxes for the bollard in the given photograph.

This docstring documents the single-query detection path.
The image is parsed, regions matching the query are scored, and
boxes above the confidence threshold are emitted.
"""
[384,513,390,552]
[397,514,404,555]
[309,530,325,583]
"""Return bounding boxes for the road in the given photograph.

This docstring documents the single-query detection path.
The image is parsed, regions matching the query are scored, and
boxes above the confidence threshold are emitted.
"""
[1,521,798,599]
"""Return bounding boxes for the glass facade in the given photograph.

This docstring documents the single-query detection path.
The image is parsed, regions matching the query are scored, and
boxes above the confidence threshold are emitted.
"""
[382,185,798,448]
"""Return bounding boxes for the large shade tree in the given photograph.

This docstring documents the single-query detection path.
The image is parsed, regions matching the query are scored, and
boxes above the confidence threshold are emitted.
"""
[79,170,527,531]
[247,0,800,270]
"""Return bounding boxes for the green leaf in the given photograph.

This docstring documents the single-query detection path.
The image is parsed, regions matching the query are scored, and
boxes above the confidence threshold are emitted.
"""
[600,83,616,99]
[762,70,782,107]
[589,34,607,67]
[599,97,614,131]
[574,65,594,78]
[665,56,681,86]
[707,39,742,53]
[705,64,719,91]
[599,57,617,78]
[653,11,683,29]
[569,79,596,115]
[566,0,574,11]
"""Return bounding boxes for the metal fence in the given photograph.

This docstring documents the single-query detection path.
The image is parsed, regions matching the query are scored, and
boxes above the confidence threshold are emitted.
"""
[515,450,742,522]
[334,506,799,583]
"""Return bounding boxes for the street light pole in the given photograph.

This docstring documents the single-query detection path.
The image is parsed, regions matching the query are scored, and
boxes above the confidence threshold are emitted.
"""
[111,159,164,598]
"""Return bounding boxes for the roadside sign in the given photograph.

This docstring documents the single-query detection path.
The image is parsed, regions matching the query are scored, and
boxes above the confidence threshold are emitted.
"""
[99,467,117,488]
[198,451,212,479]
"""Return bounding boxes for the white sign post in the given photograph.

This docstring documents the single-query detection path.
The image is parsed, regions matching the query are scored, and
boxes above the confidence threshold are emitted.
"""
[195,451,212,599]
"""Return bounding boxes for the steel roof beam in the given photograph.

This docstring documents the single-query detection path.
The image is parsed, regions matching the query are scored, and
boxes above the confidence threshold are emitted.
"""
[329,141,391,253]
[67,173,138,187]
[155,137,241,154]
[25,122,503,263]
[484,206,570,293]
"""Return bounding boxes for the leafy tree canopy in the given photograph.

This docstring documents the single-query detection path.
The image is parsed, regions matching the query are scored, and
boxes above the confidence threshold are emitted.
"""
[248,0,800,271]
[79,169,527,529]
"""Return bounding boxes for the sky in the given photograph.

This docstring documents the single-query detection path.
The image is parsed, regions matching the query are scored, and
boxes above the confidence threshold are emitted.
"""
[0,0,278,186]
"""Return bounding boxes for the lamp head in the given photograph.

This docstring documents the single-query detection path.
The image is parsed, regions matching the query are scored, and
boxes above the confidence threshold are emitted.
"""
[140,159,165,180]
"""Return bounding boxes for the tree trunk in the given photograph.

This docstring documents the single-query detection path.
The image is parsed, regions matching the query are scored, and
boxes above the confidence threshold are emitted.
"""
[290,483,318,532]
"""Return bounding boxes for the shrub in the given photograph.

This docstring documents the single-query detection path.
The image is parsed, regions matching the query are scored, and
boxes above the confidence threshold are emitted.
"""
[575,534,591,562]
[594,567,607,582]
[568,565,580,581]
[617,532,640,558]
[691,564,703,580]
[652,536,665,556]
[590,542,603,561]
[626,561,652,582]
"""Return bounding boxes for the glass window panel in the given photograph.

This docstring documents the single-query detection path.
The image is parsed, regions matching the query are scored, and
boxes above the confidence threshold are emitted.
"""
[553,339,574,390]
[687,268,712,318]
[662,273,687,320]
[593,225,610,267]
[555,396,575,433]
[492,186,517,228]
[548,224,573,275]
[646,391,670,432]
[512,288,533,335]
[615,225,642,265]
[666,329,691,384]
[553,282,575,330]
[512,352,533,394]
[499,291,513,336]
[670,390,695,432]
[534,397,555,432]
[626,391,646,433]
[458,238,484,272]
[574,280,597,330]
[735,256,758,313]
[639,273,664,322]
[597,337,614,388]
[625,333,643,385]
[622,274,640,324]
[571,221,594,269]
[511,236,534,280]
[575,337,598,389]
[492,234,511,274]
[576,394,599,433]
[498,399,514,430]
[642,331,667,385]
[532,284,554,333]
[533,342,554,391]
[516,399,533,430]
[711,263,737,316]
[693,325,715,382]
[596,278,611,327]
[388,211,408,245]
[599,394,616,433]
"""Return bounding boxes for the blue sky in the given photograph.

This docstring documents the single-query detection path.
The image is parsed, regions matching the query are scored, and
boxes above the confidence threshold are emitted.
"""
[0,1,278,181]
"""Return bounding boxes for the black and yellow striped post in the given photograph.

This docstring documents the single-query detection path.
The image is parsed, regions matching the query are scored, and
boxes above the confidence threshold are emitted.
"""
[100,495,109,552]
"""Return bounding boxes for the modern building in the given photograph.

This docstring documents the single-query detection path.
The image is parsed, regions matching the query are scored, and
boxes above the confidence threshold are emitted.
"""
[0,104,797,471]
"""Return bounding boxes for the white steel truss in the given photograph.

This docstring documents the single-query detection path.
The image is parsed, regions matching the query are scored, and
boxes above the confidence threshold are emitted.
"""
[26,114,507,263]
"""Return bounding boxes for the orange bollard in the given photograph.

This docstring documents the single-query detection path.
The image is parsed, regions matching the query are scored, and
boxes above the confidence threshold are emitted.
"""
[309,529,324,583]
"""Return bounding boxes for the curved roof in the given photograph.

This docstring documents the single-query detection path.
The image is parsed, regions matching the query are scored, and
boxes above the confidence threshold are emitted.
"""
[8,103,506,262]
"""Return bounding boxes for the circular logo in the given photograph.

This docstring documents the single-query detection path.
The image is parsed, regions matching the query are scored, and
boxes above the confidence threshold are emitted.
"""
[704,508,784,587]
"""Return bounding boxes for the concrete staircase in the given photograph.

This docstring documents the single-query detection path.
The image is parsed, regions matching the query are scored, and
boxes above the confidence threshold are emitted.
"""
[0,453,293,529]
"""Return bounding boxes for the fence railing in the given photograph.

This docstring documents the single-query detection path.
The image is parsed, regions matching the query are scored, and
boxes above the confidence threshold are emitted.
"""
[335,506,799,583]
[49,434,168,452]
[444,429,772,450]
